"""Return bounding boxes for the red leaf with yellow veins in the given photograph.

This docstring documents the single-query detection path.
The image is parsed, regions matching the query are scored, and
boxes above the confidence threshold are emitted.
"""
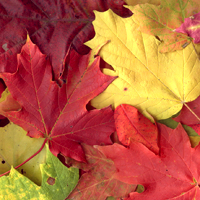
[98,124,200,199]
[176,12,200,43]
[114,104,159,154]
[0,38,116,162]
[65,143,137,200]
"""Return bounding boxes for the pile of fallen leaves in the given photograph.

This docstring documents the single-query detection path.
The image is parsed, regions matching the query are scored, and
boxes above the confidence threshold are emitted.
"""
[0,0,200,199]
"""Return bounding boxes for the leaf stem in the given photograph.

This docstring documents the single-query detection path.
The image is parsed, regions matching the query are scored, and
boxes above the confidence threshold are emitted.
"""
[0,138,48,177]
[184,103,200,122]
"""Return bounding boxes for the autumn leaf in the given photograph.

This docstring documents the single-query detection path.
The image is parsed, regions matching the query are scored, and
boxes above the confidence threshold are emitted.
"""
[0,88,21,113]
[114,104,159,154]
[86,9,200,121]
[1,0,200,199]
[0,123,46,185]
[183,125,200,148]
[0,144,79,200]
[124,0,160,6]
[98,124,200,199]
[0,81,9,120]
[65,143,137,200]
[0,37,116,162]
[0,0,132,79]
[174,95,200,135]
[176,12,200,43]
[159,114,200,148]
[127,0,200,52]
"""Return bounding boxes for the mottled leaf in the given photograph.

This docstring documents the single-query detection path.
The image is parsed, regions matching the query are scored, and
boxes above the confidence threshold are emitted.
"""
[65,144,136,200]
[128,0,200,52]
[0,144,79,200]
[0,123,46,185]
[176,12,200,43]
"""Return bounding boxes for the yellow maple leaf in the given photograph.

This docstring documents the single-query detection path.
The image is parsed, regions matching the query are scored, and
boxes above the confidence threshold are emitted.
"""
[85,8,200,120]
[0,123,46,185]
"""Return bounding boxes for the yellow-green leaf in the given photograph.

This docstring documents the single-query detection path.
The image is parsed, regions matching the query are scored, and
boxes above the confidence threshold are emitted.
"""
[86,9,200,120]
[0,88,9,103]
[127,0,200,52]
[0,144,79,200]
[124,0,160,6]
[0,88,21,113]
[0,123,46,185]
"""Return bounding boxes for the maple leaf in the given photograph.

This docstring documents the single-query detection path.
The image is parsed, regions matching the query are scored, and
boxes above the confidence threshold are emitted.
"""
[173,95,200,134]
[0,145,79,200]
[158,113,200,148]
[65,143,137,200]
[0,0,132,80]
[114,104,159,154]
[0,37,116,162]
[0,123,46,185]
[98,123,200,199]
[127,0,200,52]
[176,12,200,43]
[86,9,200,121]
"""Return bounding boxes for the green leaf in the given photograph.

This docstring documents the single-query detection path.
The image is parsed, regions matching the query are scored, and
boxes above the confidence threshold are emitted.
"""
[124,0,160,6]
[0,144,79,200]
[106,197,116,200]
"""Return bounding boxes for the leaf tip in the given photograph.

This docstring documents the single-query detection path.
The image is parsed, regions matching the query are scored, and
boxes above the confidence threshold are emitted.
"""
[26,34,30,43]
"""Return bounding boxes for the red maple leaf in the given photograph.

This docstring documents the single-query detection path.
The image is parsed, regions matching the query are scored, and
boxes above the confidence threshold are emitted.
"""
[0,37,116,162]
[0,0,132,79]
[65,143,137,199]
[173,96,200,135]
[98,123,200,199]
[114,104,159,154]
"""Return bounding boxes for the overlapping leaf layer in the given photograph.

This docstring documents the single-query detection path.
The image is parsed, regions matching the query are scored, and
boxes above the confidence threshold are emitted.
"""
[1,0,200,199]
